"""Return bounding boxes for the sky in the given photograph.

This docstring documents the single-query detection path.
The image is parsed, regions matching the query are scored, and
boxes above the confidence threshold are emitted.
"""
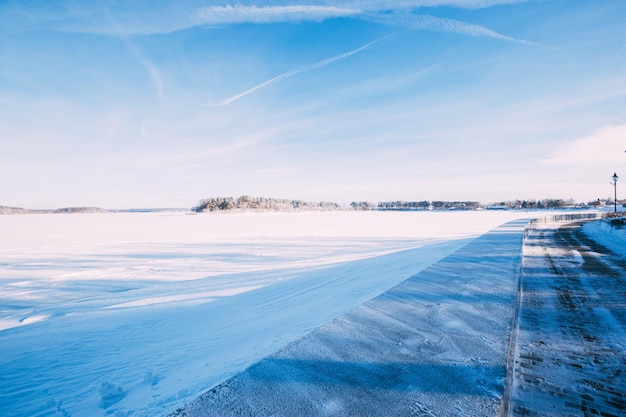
[1,0,626,209]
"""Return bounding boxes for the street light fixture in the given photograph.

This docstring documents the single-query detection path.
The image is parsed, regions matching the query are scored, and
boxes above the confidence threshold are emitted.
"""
[612,172,619,213]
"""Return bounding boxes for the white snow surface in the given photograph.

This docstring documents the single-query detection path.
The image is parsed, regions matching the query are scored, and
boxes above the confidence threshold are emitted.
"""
[1,210,542,417]
[582,217,626,258]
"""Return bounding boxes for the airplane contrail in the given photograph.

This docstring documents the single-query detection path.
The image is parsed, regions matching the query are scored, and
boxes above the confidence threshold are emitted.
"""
[209,35,391,107]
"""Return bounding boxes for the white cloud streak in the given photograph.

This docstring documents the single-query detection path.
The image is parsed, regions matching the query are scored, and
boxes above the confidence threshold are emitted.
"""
[361,12,542,45]
[2,2,536,45]
[120,38,164,98]
[208,35,391,107]
[137,58,164,98]
[193,5,540,46]
[194,5,360,25]
[342,0,529,9]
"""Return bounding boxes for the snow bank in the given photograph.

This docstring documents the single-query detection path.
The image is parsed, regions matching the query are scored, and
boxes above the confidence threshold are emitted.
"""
[0,210,541,417]
[582,217,626,258]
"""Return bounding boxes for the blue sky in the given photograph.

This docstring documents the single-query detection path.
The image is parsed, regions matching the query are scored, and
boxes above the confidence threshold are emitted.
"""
[1,0,625,209]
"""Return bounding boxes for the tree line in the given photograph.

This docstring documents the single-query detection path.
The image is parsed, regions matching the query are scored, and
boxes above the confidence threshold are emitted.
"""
[192,196,343,212]
[0,206,109,215]
[192,196,610,213]
[193,197,499,212]
[485,199,599,209]
[350,201,481,210]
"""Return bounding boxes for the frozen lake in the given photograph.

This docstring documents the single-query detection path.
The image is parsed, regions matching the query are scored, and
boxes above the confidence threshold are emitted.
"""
[0,210,547,416]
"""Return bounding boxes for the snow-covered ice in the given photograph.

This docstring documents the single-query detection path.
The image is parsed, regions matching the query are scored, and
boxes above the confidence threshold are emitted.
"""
[174,218,532,417]
[0,210,559,416]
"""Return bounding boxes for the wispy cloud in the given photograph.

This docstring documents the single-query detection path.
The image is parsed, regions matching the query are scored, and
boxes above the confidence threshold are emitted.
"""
[118,37,164,98]
[1,1,536,44]
[543,123,626,165]
[141,59,164,98]
[192,5,540,46]
[208,35,391,107]
[121,53,163,99]
[362,12,541,45]
[194,5,359,25]
[342,0,529,9]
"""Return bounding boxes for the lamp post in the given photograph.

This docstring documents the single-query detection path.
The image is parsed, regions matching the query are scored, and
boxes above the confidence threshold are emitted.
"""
[612,172,619,213]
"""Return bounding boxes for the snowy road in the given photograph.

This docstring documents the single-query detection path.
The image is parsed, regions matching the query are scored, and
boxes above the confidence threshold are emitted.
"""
[508,218,626,416]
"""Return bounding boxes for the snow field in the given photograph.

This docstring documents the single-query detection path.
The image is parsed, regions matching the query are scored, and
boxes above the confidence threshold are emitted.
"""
[175,218,533,417]
[1,210,553,416]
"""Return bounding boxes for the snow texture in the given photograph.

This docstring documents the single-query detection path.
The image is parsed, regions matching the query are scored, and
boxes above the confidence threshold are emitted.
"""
[172,219,530,417]
[0,210,554,416]
[582,217,626,258]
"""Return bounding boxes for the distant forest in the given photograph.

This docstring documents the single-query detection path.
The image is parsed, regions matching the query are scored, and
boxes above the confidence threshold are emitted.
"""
[352,201,481,210]
[2,197,620,215]
[192,196,612,213]
[192,196,343,212]
[355,198,611,210]
[0,206,109,215]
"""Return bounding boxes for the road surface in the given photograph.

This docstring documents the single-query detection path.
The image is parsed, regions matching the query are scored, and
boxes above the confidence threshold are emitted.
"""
[507,218,626,417]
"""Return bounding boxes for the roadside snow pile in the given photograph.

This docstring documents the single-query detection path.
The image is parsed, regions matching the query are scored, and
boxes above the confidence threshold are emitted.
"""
[582,217,626,258]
